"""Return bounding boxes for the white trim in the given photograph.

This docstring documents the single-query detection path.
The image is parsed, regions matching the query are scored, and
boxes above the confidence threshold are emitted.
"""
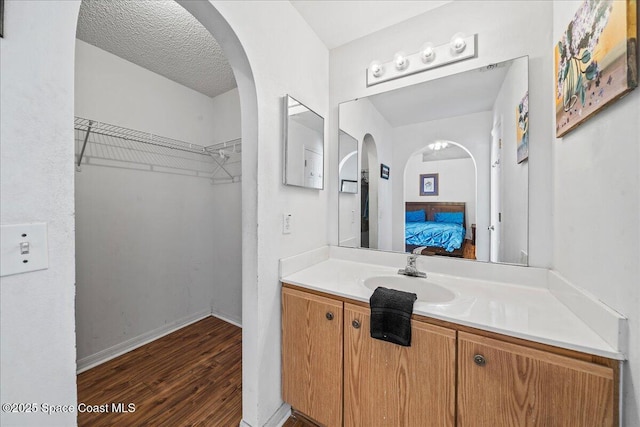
[76,309,211,373]
[211,310,242,328]
[240,403,291,427]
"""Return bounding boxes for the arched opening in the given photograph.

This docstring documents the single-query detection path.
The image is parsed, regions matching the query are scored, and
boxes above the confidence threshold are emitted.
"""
[403,140,478,259]
[361,134,379,249]
[72,1,259,425]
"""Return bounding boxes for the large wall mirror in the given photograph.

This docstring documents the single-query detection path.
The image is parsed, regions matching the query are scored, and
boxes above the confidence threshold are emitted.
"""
[338,56,529,265]
[283,94,324,189]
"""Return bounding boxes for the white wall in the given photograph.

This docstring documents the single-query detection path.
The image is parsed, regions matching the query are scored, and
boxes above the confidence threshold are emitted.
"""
[329,1,554,268]
[492,57,529,264]
[338,132,358,246]
[0,1,328,426]
[338,97,394,250]
[392,112,492,258]
[404,156,476,238]
[285,117,323,187]
[0,2,80,426]
[208,2,330,425]
[553,2,640,425]
[74,40,242,365]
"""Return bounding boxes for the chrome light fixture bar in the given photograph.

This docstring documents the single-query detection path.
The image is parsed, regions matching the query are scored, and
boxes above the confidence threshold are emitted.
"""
[367,34,478,87]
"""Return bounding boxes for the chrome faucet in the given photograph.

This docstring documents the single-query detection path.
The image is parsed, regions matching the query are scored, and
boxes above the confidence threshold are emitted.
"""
[398,254,427,278]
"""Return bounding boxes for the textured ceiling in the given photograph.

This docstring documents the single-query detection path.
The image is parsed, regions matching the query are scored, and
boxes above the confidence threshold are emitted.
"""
[290,0,452,49]
[77,0,236,98]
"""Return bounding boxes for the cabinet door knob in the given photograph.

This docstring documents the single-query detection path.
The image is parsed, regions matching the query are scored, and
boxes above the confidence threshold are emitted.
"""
[352,319,361,329]
[474,354,486,366]
[326,312,334,321]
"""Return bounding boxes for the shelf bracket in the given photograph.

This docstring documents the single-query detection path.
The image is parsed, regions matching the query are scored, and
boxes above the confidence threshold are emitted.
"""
[208,152,234,180]
[76,121,93,171]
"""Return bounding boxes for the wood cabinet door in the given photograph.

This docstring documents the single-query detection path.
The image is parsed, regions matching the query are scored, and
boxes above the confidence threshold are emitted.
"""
[282,287,343,427]
[344,303,456,427]
[457,332,615,427]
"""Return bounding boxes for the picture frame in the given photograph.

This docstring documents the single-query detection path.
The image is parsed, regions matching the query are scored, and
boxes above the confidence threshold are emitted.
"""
[516,91,529,163]
[340,179,358,193]
[420,173,439,196]
[554,0,638,137]
[380,163,390,180]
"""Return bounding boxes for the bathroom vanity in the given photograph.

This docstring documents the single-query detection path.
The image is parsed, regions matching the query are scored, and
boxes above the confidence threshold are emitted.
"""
[280,249,624,427]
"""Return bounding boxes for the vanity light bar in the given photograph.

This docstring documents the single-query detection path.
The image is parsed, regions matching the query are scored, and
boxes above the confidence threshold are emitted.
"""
[366,34,478,87]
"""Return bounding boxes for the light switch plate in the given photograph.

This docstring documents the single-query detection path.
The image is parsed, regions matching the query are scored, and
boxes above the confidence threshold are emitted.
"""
[1,223,49,277]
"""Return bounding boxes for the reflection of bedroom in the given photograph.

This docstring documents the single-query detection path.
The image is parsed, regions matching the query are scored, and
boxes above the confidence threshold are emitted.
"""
[339,56,529,265]
[404,146,476,260]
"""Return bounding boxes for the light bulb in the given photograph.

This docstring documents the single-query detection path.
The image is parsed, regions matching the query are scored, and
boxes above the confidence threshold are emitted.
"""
[450,32,466,54]
[369,60,384,78]
[421,42,436,63]
[393,51,409,71]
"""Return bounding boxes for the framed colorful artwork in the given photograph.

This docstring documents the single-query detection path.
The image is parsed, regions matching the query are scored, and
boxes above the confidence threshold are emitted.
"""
[555,0,638,137]
[420,173,439,196]
[516,91,529,163]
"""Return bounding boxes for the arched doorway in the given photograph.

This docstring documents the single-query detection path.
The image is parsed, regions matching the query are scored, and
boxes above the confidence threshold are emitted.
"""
[73,0,259,424]
[403,140,478,259]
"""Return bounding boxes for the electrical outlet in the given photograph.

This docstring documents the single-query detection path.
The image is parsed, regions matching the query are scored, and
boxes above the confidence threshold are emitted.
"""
[283,213,292,234]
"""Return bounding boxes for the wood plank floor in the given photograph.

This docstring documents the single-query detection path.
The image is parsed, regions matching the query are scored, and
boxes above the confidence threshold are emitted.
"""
[77,316,243,426]
[78,316,317,426]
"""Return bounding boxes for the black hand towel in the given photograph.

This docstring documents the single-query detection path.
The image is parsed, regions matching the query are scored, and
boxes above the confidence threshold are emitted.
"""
[369,286,417,346]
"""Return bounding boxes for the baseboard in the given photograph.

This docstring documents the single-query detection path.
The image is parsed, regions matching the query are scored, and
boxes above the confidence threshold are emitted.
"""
[265,403,292,427]
[239,403,291,427]
[211,310,242,328]
[338,237,358,247]
[76,309,211,373]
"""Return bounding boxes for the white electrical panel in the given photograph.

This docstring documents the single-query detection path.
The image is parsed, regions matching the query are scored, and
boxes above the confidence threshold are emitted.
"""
[1,223,49,277]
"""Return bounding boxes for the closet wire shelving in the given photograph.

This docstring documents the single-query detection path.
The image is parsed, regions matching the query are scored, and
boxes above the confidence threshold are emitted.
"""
[74,117,241,184]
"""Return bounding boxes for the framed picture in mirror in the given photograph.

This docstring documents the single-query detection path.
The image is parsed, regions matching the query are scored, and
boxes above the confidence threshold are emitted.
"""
[420,173,439,196]
[380,164,390,180]
[516,91,529,163]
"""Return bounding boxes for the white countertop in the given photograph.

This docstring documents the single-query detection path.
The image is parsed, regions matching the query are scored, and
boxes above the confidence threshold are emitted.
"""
[281,258,624,360]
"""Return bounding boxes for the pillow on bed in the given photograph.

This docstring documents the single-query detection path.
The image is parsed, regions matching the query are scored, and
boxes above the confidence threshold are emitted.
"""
[434,212,464,224]
[406,210,426,222]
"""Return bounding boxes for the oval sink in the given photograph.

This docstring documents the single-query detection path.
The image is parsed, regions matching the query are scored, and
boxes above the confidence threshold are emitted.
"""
[364,275,456,304]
